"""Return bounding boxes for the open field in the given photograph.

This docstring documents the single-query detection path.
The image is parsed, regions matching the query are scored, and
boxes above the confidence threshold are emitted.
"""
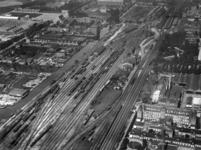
[0,0,22,7]
[92,87,122,117]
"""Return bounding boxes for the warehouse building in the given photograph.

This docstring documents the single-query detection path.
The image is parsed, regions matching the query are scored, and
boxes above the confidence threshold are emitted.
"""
[97,0,124,6]
[9,88,28,98]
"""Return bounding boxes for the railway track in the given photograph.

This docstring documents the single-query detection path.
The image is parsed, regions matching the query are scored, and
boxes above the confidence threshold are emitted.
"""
[43,36,142,149]
[0,40,119,150]
[20,46,119,149]
[38,43,130,150]
[98,38,162,150]
[88,39,157,150]
[19,40,124,150]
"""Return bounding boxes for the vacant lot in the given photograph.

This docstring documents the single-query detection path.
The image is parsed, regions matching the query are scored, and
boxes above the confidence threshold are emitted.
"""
[0,0,22,7]
[92,87,122,117]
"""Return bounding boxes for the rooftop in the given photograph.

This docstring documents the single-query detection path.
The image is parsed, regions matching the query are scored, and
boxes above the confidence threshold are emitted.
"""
[9,88,27,97]
[172,73,201,92]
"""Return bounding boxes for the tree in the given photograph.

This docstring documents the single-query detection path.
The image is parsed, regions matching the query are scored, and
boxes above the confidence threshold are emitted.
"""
[75,60,79,64]
[110,8,120,23]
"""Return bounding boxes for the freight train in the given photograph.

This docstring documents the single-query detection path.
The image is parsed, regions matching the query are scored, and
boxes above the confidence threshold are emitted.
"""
[68,80,83,96]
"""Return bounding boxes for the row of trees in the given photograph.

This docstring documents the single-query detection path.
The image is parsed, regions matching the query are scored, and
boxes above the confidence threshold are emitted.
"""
[0,34,25,51]
[12,46,47,58]
[26,21,51,38]
[157,31,199,63]
[159,32,186,53]
[109,9,120,24]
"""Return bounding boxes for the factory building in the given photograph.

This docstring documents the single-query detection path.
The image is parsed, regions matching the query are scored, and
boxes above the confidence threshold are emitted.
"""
[97,0,124,6]
[9,88,29,98]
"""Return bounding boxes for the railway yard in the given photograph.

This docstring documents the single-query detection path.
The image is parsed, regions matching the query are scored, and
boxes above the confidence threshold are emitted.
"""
[0,3,183,150]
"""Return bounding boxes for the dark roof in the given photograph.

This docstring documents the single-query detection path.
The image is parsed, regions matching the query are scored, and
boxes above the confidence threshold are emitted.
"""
[186,74,199,91]
[136,0,153,2]
[9,88,27,96]
[159,98,178,105]
[127,141,142,149]
[129,129,142,136]
[165,145,178,150]
[134,121,144,127]
[150,140,160,146]
[74,12,88,18]
[194,139,201,145]
[176,127,201,135]
[172,73,201,92]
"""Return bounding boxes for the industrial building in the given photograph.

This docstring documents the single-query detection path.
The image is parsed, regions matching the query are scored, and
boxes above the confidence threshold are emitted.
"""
[9,88,28,98]
[172,73,201,93]
[127,101,201,150]
[0,15,28,35]
[89,24,100,37]
[74,12,91,23]
[127,71,201,150]
[97,0,124,6]
[182,92,201,110]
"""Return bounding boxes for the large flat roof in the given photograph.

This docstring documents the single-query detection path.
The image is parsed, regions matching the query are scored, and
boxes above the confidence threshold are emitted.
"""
[172,73,201,92]
[9,88,27,97]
